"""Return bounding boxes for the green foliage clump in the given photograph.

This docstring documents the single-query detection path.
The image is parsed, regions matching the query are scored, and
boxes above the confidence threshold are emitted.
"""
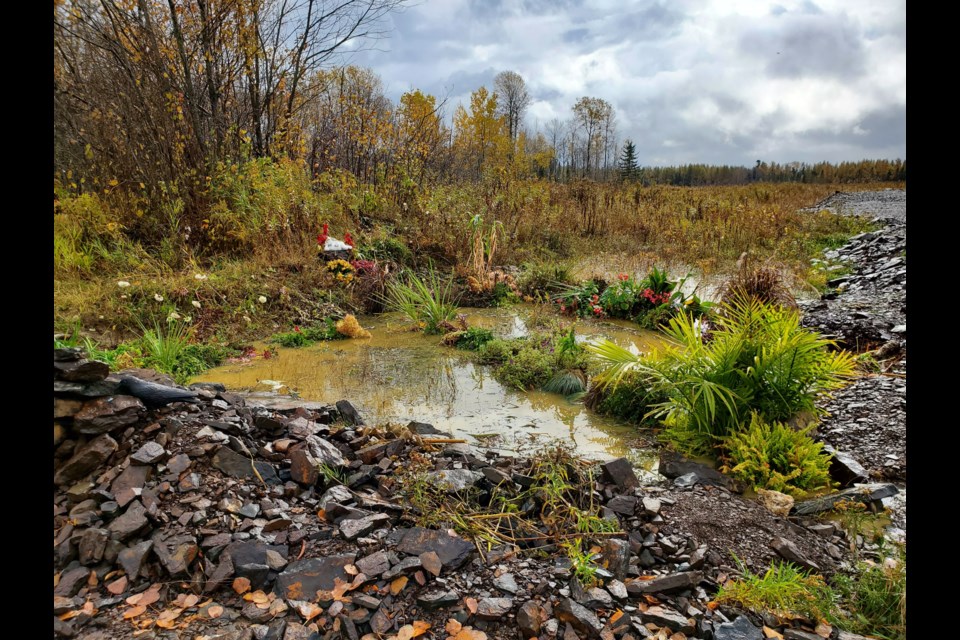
[384,268,460,334]
[270,319,342,347]
[454,327,495,351]
[587,297,856,456]
[517,260,575,298]
[716,559,835,622]
[476,328,589,392]
[357,235,413,265]
[832,549,906,640]
[724,413,834,497]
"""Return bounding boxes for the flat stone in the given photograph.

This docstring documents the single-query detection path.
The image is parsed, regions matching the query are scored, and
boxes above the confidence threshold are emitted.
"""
[607,495,637,515]
[356,550,391,577]
[152,532,199,576]
[273,554,356,600]
[118,540,154,579]
[286,417,319,439]
[340,513,391,540]
[420,551,442,576]
[55,567,90,597]
[601,458,639,490]
[783,630,822,640]
[641,497,661,515]
[54,434,118,486]
[166,453,191,475]
[658,452,737,490]
[493,573,520,594]
[319,484,353,510]
[607,579,628,600]
[54,397,84,419]
[477,597,514,620]
[382,556,422,580]
[395,527,474,569]
[73,396,144,434]
[240,504,261,518]
[335,400,364,426]
[427,469,484,493]
[517,601,543,638]
[640,606,693,634]
[406,421,452,437]
[352,594,382,610]
[770,537,820,572]
[601,539,630,580]
[288,445,319,486]
[713,615,763,640]
[417,589,460,610]
[481,466,513,485]
[556,597,603,638]
[823,445,869,487]
[356,442,389,465]
[131,442,166,465]
[108,500,149,541]
[304,434,348,468]
[55,358,110,382]
[212,446,280,484]
[626,571,702,596]
[54,377,122,397]
[78,528,109,565]
[111,464,153,507]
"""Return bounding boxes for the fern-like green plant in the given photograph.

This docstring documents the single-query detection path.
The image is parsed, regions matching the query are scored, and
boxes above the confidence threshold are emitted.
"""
[724,413,834,497]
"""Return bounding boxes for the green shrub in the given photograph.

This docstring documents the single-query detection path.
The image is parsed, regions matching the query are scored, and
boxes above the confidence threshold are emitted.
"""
[832,550,906,640]
[587,370,666,425]
[455,327,495,351]
[494,342,558,390]
[724,413,834,497]
[357,236,413,265]
[587,297,857,456]
[384,268,459,334]
[476,329,590,392]
[517,260,575,297]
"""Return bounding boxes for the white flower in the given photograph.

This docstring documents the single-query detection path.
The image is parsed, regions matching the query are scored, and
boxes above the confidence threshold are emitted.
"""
[184,315,192,323]
[258,295,267,304]
[117,281,131,288]
[167,311,181,321]
[194,273,208,281]
[154,293,164,302]
[192,300,202,309]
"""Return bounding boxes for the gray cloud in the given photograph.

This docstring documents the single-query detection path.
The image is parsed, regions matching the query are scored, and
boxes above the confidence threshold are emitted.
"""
[347,0,905,165]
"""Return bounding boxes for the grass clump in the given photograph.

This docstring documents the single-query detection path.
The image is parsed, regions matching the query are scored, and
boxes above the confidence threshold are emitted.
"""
[719,259,797,310]
[476,327,589,392]
[270,319,343,347]
[452,327,495,351]
[716,559,835,622]
[384,268,459,334]
[723,413,834,497]
[832,549,906,640]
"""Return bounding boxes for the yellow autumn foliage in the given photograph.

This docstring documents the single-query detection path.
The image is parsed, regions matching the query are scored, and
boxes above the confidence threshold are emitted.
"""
[336,314,371,339]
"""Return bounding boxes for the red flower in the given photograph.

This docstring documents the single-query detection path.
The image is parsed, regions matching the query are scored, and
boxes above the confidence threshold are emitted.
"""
[344,232,354,247]
[294,325,302,333]
[262,349,272,359]
[618,273,629,281]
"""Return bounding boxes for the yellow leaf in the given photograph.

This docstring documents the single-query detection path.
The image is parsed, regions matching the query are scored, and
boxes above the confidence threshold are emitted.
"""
[412,620,431,637]
[233,577,252,595]
[390,576,408,595]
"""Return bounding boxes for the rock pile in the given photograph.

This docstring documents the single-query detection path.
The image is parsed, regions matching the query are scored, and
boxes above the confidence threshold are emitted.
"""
[54,348,880,640]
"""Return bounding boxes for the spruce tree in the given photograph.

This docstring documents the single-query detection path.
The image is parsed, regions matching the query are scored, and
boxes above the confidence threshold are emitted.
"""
[618,140,640,182]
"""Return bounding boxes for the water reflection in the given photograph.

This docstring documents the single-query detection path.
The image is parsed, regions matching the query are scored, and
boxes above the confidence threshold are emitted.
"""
[193,305,666,464]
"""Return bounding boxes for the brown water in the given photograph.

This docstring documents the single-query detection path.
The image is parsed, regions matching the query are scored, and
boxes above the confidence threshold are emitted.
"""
[193,306,667,468]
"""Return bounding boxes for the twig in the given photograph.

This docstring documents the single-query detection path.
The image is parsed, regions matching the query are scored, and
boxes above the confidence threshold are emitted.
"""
[420,438,468,444]
[297,539,306,560]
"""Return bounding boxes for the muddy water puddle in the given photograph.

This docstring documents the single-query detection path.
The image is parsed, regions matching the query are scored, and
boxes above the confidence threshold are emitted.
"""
[193,306,667,468]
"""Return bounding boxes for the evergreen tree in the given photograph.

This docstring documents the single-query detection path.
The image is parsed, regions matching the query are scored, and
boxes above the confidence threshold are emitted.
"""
[618,139,640,181]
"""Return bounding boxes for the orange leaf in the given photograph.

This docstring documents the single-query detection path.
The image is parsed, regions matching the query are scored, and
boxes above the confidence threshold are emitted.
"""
[453,627,488,640]
[706,601,719,611]
[609,610,624,624]
[207,605,224,619]
[412,620,431,637]
[390,576,408,595]
[233,577,252,594]
[107,577,128,595]
[445,619,463,635]
[464,597,478,614]
[643,595,659,605]
[123,605,147,619]
[344,564,359,575]
[87,571,98,587]
[397,625,415,640]
[183,594,200,608]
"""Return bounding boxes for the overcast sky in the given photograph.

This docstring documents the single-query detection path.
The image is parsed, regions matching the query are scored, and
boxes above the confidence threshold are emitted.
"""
[346,0,905,167]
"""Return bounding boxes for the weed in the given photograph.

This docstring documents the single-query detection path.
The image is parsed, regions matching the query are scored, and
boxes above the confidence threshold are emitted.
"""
[715,557,835,622]
[831,546,906,640]
[139,320,192,374]
[270,319,343,347]
[719,260,796,309]
[454,327,495,351]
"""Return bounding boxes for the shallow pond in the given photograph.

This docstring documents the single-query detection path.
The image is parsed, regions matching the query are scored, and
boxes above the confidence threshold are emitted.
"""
[193,306,668,468]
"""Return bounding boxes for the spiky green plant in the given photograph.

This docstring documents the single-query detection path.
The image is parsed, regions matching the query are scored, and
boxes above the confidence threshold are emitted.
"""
[139,320,192,374]
[383,268,459,334]
[587,296,857,455]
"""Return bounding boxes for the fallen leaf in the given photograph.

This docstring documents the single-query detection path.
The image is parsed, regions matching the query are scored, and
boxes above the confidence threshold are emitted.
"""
[246,590,270,605]
[107,576,128,595]
[814,622,832,638]
[183,594,200,608]
[669,633,686,640]
[643,595,659,605]
[412,620,431,637]
[291,600,324,622]
[318,577,355,603]
[269,599,289,616]
[207,605,224,619]
[390,576,408,595]
[82,601,96,616]
[609,610,624,624]
[123,605,147,619]
[138,617,154,628]
[464,597,478,614]
[445,619,463,635]
[453,627,487,640]
[397,624,416,640]
[59,611,82,621]
[345,564,359,575]
[317,509,327,520]
[762,626,784,639]
[233,577,252,594]
[706,601,719,611]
